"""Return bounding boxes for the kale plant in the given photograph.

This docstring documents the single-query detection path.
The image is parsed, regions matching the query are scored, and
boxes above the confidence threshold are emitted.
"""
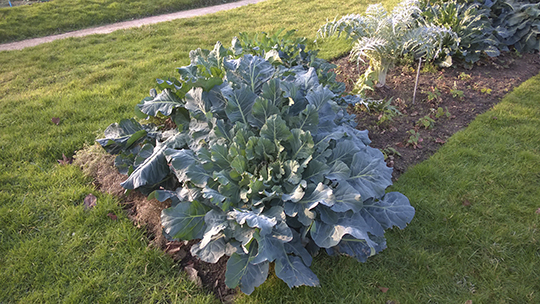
[97,35,414,294]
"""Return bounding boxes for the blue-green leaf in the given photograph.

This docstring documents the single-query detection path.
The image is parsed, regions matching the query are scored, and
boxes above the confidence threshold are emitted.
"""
[363,192,414,230]
[347,148,393,201]
[260,114,292,144]
[97,118,146,154]
[331,182,363,213]
[287,129,314,161]
[284,183,333,226]
[165,149,197,182]
[251,97,281,128]
[327,235,387,262]
[191,236,228,264]
[310,211,375,249]
[121,134,187,190]
[137,88,184,117]
[225,249,269,295]
[226,54,275,93]
[275,254,320,288]
[229,209,277,237]
[161,200,209,240]
[223,85,258,126]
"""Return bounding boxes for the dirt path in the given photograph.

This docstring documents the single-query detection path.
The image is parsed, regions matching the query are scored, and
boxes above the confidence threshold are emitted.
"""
[0,0,266,52]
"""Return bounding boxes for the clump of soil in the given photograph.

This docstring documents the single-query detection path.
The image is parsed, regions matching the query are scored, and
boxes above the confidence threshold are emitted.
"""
[72,51,540,302]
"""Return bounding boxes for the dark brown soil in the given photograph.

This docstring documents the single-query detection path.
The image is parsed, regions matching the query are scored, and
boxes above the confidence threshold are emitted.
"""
[73,51,540,303]
[334,52,540,180]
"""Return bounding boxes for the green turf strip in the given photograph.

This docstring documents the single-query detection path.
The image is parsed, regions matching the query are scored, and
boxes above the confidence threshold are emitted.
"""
[0,0,241,43]
[1,0,539,302]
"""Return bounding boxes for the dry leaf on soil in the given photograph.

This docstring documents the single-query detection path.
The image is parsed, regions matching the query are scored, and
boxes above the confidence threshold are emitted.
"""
[84,193,97,211]
[58,153,73,165]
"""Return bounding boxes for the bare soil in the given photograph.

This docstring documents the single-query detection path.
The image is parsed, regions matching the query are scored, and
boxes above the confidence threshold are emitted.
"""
[73,51,540,302]
[335,52,540,180]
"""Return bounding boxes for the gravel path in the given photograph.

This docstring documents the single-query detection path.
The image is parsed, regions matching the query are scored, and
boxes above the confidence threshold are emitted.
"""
[0,0,266,52]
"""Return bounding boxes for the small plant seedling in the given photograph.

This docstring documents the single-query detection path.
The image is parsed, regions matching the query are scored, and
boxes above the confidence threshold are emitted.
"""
[481,87,492,94]
[451,81,464,99]
[416,115,436,129]
[406,129,423,149]
[434,106,451,118]
[458,72,472,81]
[382,147,402,159]
[424,87,441,102]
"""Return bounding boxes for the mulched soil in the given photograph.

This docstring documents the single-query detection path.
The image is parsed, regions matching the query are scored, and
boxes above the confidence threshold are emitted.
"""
[74,51,540,303]
[334,52,540,180]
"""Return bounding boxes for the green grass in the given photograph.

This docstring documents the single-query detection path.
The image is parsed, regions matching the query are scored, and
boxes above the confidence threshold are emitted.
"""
[0,0,388,302]
[0,0,239,43]
[1,0,539,302]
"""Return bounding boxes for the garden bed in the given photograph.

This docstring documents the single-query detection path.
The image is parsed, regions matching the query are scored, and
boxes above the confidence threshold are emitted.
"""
[76,50,540,302]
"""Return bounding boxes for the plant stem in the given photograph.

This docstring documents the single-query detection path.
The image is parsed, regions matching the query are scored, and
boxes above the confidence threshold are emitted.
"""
[412,57,422,104]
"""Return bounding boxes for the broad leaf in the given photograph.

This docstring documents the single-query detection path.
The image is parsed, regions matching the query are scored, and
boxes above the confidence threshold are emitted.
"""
[137,89,183,117]
[347,148,393,201]
[310,211,376,249]
[260,114,292,144]
[161,200,209,240]
[327,235,387,262]
[362,192,414,230]
[191,236,228,264]
[275,254,320,288]
[225,244,269,295]
[223,85,258,126]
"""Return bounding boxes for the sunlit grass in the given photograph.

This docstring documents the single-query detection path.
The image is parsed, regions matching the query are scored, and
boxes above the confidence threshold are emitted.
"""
[1,0,538,302]
[0,0,391,302]
[0,0,239,43]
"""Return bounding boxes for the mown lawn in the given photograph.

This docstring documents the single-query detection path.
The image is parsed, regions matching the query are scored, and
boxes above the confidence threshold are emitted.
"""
[1,0,539,302]
[0,0,239,43]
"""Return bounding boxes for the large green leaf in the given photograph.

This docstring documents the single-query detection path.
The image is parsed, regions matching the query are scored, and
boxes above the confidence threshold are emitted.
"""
[225,245,269,295]
[347,148,393,201]
[260,114,292,144]
[310,211,375,249]
[251,97,281,128]
[362,191,415,230]
[274,254,319,288]
[225,54,274,93]
[121,133,190,189]
[96,118,147,154]
[223,85,258,126]
[287,128,314,161]
[137,88,184,117]
[283,183,333,226]
[161,200,209,240]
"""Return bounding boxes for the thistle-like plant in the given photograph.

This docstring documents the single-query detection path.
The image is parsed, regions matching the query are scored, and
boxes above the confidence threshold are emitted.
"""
[97,34,414,295]
[317,0,457,89]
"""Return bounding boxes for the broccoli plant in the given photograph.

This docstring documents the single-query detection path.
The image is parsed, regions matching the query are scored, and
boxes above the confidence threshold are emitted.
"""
[97,34,414,295]
[317,0,457,90]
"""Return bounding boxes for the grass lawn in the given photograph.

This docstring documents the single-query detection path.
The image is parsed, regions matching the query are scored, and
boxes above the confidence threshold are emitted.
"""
[1,0,539,302]
[0,0,239,43]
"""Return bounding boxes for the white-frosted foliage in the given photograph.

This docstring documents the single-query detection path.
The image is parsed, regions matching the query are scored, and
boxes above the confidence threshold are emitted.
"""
[317,0,457,87]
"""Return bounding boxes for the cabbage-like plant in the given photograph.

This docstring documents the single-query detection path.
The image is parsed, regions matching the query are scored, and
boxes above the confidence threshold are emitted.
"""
[98,35,414,294]
[317,0,457,90]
